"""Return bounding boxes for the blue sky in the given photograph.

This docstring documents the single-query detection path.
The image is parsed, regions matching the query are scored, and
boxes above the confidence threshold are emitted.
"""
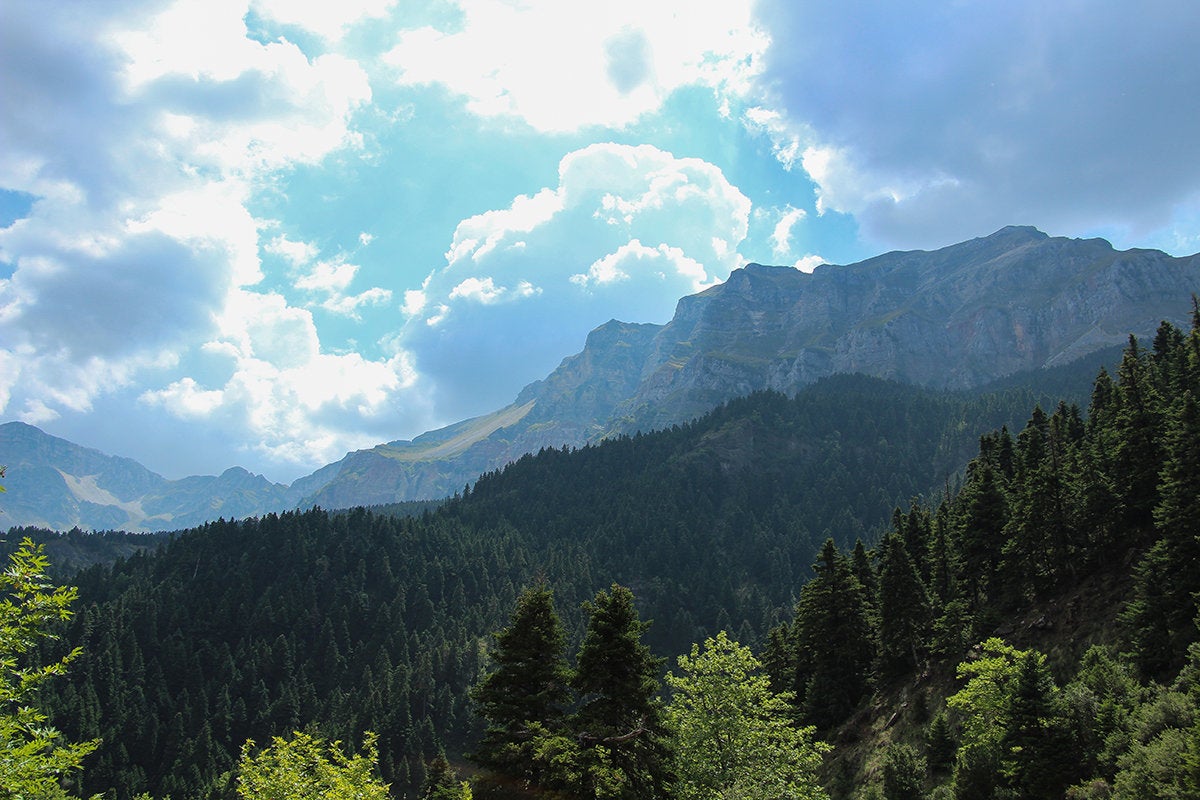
[2,0,1199,483]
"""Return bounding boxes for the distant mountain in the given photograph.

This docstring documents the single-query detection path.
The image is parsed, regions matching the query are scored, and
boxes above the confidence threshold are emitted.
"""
[0,421,294,532]
[306,226,1200,504]
[3,226,1199,529]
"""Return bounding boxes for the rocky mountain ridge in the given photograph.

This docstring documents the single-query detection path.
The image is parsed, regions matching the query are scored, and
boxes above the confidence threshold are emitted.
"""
[3,226,1199,530]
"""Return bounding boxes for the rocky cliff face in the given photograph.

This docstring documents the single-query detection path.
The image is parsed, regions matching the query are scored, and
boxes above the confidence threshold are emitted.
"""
[298,227,1200,505]
[5,227,1199,527]
[613,227,1200,430]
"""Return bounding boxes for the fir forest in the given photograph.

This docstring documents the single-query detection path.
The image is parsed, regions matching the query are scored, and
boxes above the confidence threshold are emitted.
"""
[4,309,1200,800]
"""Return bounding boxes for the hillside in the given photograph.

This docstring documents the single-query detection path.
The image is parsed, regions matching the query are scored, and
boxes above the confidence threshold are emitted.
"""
[298,226,1200,504]
[6,226,1197,531]
[24,314,1200,799]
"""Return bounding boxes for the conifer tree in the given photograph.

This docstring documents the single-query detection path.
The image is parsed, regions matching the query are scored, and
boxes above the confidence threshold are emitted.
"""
[793,539,875,729]
[852,538,878,620]
[1002,405,1071,600]
[876,533,933,680]
[998,650,1071,799]
[572,584,670,799]
[470,584,571,779]
[955,461,1008,618]
[1111,335,1162,533]
[1126,390,1200,677]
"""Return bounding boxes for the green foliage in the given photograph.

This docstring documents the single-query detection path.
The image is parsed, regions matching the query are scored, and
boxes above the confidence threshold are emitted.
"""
[665,631,829,800]
[792,540,875,729]
[1,537,97,800]
[235,730,389,799]
[25,309,1200,799]
[881,743,925,800]
[471,584,571,778]
[997,650,1072,798]
[945,638,1027,799]
[875,533,932,679]
[572,584,669,800]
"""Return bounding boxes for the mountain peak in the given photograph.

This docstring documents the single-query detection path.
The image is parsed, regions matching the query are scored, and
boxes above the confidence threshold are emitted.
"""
[988,224,1048,240]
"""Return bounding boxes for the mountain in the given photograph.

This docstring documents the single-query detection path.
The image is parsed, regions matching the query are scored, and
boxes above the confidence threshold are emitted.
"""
[307,226,1200,503]
[0,421,293,532]
[30,314,1200,800]
[4,226,1198,529]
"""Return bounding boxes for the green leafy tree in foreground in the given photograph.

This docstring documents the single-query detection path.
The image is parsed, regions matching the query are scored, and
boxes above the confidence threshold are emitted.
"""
[665,631,829,800]
[1,537,98,800]
[235,730,390,800]
[881,742,925,800]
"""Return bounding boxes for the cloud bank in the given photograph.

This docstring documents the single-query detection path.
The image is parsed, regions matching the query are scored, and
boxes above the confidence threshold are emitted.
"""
[401,142,751,420]
[749,1,1200,251]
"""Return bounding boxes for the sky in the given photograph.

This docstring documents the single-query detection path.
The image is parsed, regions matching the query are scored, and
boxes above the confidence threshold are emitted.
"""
[2,0,1199,484]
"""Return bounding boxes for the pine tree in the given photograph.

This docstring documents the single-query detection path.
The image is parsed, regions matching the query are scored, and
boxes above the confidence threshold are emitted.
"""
[876,533,933,680]
[955,461,1008,618]
[1126,391,1200,677]
[793,539,875,729]
[1111,335,1162,534]
[572,584,670,799]
[470,584,571,779]
[1001,405,1071,600]
[998,650,1071,799]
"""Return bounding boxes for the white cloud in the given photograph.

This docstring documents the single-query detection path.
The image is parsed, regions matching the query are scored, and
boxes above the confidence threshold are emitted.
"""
[252,0,396,43]
[383,0,766,132]
[0,0,381,475]
[749,1,1200,250]
[793,254,824,274]
[450,277,510,305]
[401,142,751,420]
[267,235,320,267]
[141,288,421,469]
[572,241,706,289]
[769,205,806,257]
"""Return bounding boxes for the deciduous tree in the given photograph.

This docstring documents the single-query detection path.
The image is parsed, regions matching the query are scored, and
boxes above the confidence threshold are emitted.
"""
[666,631,828,800]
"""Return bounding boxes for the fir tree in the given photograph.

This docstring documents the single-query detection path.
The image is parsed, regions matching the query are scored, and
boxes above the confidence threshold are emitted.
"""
[876,533,933,680]
[572,584,670,800]
[1111,335,1162,534]
[793,539,875,729]
[470,584,571,780]
[998,650,1071,799]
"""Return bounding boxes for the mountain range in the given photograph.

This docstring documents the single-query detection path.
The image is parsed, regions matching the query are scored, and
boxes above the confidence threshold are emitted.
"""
[3,225,1198,532]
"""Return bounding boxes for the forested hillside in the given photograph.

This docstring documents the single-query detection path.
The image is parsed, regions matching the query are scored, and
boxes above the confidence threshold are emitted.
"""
[5,312,1199,799]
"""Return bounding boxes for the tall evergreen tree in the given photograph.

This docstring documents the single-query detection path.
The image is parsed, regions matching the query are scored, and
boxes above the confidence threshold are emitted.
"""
[955,461,1008,619]
[792,539,875,729]
[1001,405,1072,600]
[470,584,571,780]
[876,533,933,680]
[572,584,670,800]
[1111,335,1162,534]
[998,650,1071,799]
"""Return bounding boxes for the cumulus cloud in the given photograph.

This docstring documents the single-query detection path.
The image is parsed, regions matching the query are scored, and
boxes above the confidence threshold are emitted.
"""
[749,1,1200,250]
[0,0,406,475]
[770,205,806,258]
[142,289,421,468]
[793,254,825,274]
[252,0,396,43]
[383,0,766,131]
[401,142,751,420]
